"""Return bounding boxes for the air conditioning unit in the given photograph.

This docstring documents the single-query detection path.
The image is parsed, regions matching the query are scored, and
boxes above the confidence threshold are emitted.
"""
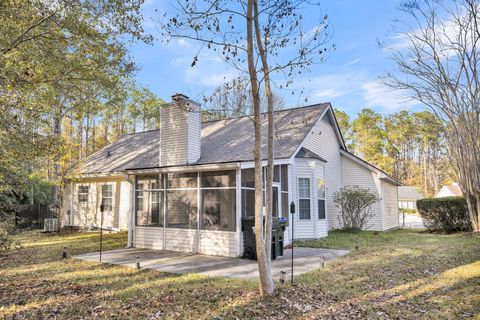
[44,218,60,232]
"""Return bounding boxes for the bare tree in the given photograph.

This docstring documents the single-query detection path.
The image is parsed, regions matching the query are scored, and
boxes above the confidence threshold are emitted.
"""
[387,0,480,231]
[202,76,286,120]
[160,0,331,296]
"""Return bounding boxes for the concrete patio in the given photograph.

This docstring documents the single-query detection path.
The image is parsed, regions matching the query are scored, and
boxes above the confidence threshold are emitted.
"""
[76,247,349,280]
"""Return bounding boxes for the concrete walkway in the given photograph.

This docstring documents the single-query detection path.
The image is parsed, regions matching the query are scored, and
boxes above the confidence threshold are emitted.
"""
[76,247,349,280]
[399,214,426,229]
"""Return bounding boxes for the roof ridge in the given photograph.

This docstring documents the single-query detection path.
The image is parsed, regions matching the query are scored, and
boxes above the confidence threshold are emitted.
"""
[124,103,331,135]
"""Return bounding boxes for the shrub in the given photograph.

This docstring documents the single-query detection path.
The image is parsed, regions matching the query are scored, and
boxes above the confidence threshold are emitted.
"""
[333,185,381,231]
[417,197,471,232]
[0,193,21,254]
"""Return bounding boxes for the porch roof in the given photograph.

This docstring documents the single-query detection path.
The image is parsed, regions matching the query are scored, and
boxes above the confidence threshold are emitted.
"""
[73,103,330,175]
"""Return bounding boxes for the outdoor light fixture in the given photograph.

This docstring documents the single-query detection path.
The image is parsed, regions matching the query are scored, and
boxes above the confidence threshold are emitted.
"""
[62,247,68,259]
[136,256,140,269]
[279,271,286,284]
[355,241,359,251]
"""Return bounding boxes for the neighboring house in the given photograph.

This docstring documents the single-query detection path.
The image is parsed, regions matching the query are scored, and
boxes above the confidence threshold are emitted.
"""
[436,183,463,198]
[398,186,423,210]
[62,93,401,258]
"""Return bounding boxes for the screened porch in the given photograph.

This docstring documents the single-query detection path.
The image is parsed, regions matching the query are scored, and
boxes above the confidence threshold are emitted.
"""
[132,165,290,257]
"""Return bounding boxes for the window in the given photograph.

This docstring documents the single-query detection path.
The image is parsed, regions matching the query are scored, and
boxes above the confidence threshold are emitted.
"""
[298,178,311,220]
[317,178,326,219]
[101,185,113,211]
[136,183,144,212]
[78,185,89,202]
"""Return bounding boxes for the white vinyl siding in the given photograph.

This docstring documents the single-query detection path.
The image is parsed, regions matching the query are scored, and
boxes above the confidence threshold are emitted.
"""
[341,155,383,231]
[64,177,129,231]
[135,226,164,250]
[198,230,237,257]
[160,104,188,166]
[381,181,399,230]
[187,103,201,164]
[133,227,237,257]
[302,113,342,231]
[293,159,315,239]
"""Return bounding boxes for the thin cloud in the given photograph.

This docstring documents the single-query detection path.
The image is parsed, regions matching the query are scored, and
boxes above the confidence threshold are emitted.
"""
[342,58,361,67]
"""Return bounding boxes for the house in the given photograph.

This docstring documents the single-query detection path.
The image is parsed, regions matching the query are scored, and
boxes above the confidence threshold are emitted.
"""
[398,186,423,210]
[436,183,463,198]
[61,93,401,257]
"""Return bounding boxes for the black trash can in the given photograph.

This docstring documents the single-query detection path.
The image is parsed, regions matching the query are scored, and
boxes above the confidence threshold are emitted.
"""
[242,216,257,259]
[242,216,285,260]
[277,217,287,256]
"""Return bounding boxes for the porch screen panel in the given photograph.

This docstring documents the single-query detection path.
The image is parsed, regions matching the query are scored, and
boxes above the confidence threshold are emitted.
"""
[135,175,164,227]
[202,171,235,188]
[201,189,236,231]
[166,190,197,229]
[136,191,164,227]
[241,189,255,217]
[167,172,197,188]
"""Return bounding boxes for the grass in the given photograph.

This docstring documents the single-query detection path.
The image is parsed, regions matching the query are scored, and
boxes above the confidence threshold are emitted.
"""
[0,229,479,319]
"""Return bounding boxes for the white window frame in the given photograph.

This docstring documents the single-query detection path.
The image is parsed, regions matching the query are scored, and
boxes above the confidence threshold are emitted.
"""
[101,184,113,212]
[297,177,311,220]
[78,185,89,203]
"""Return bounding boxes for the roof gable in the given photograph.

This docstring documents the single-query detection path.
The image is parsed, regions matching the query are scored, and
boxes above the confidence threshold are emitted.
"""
[398,186,423,200]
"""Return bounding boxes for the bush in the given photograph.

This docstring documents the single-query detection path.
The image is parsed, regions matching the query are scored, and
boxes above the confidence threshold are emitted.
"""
[417,197,471,232]
[0,193,21,254]
[333,185,381,231]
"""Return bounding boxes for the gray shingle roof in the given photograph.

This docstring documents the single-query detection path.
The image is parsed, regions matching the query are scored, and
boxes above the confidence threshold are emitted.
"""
[295,147,327,162]
[398,186,423,200]
[74,103,330,174]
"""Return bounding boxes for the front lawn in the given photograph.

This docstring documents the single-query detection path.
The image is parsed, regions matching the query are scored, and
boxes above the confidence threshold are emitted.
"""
[0,229,478,319]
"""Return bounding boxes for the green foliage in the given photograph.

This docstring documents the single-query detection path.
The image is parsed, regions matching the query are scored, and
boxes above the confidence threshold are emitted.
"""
[0,192,20,254]
[333,185,381,231]
[0,0,154,201]
[351,108,392,171]
[417,197,471,232]
[340,107,450,197]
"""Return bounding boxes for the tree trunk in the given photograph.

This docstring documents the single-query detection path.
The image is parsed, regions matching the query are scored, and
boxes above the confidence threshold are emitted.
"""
[253,0,275,295]
[50,112,62,206]
[246,0,274,297]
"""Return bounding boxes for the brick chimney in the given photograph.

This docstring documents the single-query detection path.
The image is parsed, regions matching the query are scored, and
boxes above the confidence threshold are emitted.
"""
[159,93,201,166]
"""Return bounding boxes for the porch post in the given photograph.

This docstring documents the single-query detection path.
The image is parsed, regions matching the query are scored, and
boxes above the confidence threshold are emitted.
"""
[235,165,242,257]
[127,175,135,248]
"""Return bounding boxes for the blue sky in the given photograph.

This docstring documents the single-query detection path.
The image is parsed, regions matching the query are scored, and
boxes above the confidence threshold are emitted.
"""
[129,0,424,117]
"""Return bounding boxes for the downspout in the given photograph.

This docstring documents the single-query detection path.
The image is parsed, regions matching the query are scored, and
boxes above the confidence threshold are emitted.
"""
[127,175,135,248]
[235,164,242,257]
